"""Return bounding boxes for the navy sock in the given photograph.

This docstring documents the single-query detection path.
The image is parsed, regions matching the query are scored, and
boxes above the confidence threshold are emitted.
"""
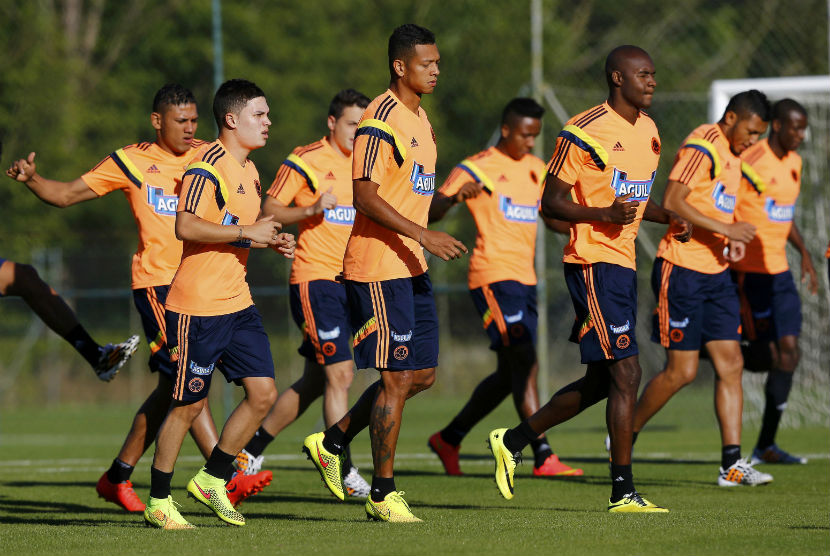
[63,324,102,367]
[149,467,173,500]
[245,426,275,458]
[530,437,553,467]
[323,425,346,456]
[342,445,354,470]
[757,370,793,450]
[503,421,536,454]
[610,463,634,502]
[106,458,134,484]
[439,426,466,447]
[204,446,236,480]
[722,444,741,469]
[370,476,396,502]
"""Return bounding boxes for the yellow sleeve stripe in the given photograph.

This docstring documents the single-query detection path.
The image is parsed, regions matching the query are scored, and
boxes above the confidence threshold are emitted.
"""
[284,153,319,193]
[111,149,144,188]
[356,118,407,166]
[184,161,229,210]
[559,125,609,170]
[681,139,721,179]
[457,159,495,194]
[741,161,767,194]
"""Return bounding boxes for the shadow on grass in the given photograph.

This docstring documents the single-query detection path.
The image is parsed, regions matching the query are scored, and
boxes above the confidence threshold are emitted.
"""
[1,480,99,488]
[0,516,138,527]
[789,524,830,531]
[0,498,125,515]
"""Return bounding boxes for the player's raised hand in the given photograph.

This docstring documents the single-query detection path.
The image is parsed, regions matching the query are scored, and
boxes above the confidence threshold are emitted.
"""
[724,221,756,243]
[245,214,281,244]
[669,211,693,242]
[312,186,337,214]
[455,181,483,203]
[419,229,468,261]
[6,152,37,182]
[606,191,639,225]
[274,232,296,259]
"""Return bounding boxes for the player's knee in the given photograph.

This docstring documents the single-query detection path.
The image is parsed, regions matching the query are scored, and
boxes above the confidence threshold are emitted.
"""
[407,367,436,396]
[248,383,278,415]
[325,365,354,391]
[776,340,799,372]
[610,359,642,393]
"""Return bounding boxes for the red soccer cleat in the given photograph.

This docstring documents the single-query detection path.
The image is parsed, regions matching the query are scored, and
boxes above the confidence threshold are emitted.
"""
[533,454,584,477]
[225,469,273,508]
[428,432,463,476]
[96,472,145,512]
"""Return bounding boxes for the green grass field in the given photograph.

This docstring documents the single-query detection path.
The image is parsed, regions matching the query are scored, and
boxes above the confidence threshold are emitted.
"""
[0,387,827,556]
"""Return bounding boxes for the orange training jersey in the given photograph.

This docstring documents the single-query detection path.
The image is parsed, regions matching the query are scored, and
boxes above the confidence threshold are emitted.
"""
[548,102,660,270]
[344,89,437,282]
[267,137,354,284]
[439,147,545,289]
[731,138,802,274]
[81,140,208,289]
[166,140,262,316]
[657,123,741,274]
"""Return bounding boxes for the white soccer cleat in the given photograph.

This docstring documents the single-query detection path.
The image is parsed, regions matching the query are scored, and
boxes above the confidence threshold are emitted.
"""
[718,458,774,487]
[235,449,265,476]
[94,334,140,382]
[343,466,371,498]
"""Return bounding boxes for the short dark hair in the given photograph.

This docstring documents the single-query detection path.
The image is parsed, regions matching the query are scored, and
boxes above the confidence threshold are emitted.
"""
[388,24,436,79]
[328,89,371,119]
[723,89,771,122]
[502,97,545,125]
[152,83,196,113]
[772,98,807,123]
[212,79,266,129]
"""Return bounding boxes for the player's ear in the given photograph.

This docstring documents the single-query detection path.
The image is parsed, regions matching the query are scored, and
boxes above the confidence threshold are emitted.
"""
[327,115,337,133]
[501,123,510,140]
[723,110,737,127]
[392,58,406,79]
[224,112,236,130]
[611,70,623,87]
[772,119,782,134]
[150,112,162,131]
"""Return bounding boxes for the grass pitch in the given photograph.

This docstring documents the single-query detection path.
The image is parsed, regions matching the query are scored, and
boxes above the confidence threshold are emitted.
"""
[0,387,827,555]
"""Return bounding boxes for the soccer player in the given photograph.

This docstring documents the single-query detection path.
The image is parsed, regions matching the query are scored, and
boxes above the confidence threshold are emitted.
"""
[426,97,582,478]
[487,45,686,512]
[140,79,294,529]
[733,99,816,465]
[5,84,272,512]
[0,258,138,380]
[633,90,775,487]
[302,24,467,522]
[233,89,372,497]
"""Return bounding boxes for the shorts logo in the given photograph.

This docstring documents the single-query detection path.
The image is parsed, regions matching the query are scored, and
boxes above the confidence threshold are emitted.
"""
[169,346,179,362]
[393,345,409,360]
[670,329,684,343]
[712,182,736,214]
[616,334,630,349]
[610,168,654,202]
[609,320,630,334]
[752,309,772,319]
[499,195,538,223]
[764,198,794,222]
[189,360,215,376]
[188,377,204,393]
[651,137,661,155]
[391,330,413,342]
[669,317,689,328]
[510,323,525,338]
[504,310,524,324]
[147,186,178,216]
[318,326,341,340]
[410,162,436,196]
[322,342,337,356]
[324,205,356,225]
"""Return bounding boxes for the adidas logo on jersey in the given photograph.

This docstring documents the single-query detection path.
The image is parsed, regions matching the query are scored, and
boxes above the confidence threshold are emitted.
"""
[147,164,160,173]
[411,137,419,148]
[613,142,625,152]
[237,184,245,194]
[325,171,336,180]
[498,175,509,182]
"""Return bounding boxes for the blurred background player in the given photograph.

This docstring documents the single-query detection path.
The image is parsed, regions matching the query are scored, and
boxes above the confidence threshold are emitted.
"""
[143,79,295,529]
[733,98,816,465]
[635,89,774,487]
[302,24,467,522]
[426,97,582,478]
[3,85,276,513]
[488,45,686,512]
[234,88,372,498]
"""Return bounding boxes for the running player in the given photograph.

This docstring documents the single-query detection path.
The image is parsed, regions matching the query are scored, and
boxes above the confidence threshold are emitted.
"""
[733,98,816,465]
[233,89,371,497]
[302,24,467,522]
[633,90,775,487]
[426,97,581,478]
[487,45,686,512]
[0,258,138,380]
[5,84,269,512]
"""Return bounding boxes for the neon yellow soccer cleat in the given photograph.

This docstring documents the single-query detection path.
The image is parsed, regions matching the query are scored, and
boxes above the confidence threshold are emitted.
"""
[607,492,669,513]
[488,428,519,500]
[186,468,245,526]
[143,496,195,529]
[365,491,422,523]
[302,432,345,501]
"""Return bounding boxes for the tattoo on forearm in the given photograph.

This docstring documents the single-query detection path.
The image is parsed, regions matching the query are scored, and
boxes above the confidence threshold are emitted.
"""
[370,404,395,465]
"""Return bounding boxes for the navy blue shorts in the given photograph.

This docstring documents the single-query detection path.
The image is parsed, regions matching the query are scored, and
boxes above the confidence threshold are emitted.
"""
[346,273,439,371]
[132,285,177,377]
[651,258,741,350]
[289,280,352,365]
[166,305,275,402]
[470,280,537,350]
[735,270,802,342]
[564,262,638,364]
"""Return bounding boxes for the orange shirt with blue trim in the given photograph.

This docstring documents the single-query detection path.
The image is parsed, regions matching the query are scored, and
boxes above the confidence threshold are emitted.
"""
[267,136,354,284]
[81,140,208,289]
[344,89,437,282]
[439,146,545,289]
[166,140,262,316]
[548,102,661,270]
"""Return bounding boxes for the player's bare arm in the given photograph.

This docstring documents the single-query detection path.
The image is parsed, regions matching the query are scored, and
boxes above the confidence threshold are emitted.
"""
[662,179,755,243]
[176,211,281,246]
[353,178,467,261]
[643,198,692,242]
[7,152,98,207]
[261,187,337,226]
[788,222,818,294]
[541,173,639,225]
[428,181,482,223]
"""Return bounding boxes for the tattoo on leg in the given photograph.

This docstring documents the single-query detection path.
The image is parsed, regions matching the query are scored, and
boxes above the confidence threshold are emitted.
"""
[370,404,395,466]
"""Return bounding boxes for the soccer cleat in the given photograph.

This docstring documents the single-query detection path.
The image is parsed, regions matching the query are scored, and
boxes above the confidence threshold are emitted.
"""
[427,432,463,476]
[533,454,584,477]
[607,492,669,513]
[143,496,195,529]
[94,334,140,382]
[365,491,422,523]
[96,472,145,512]
[235,449,265,476]
[186,468,245,526]
[718,458,774,487]
[226,469,273,508]
[343,466,371,498]
[302,432,345,501]
[751,444,807,465]
[487,428,521,500]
